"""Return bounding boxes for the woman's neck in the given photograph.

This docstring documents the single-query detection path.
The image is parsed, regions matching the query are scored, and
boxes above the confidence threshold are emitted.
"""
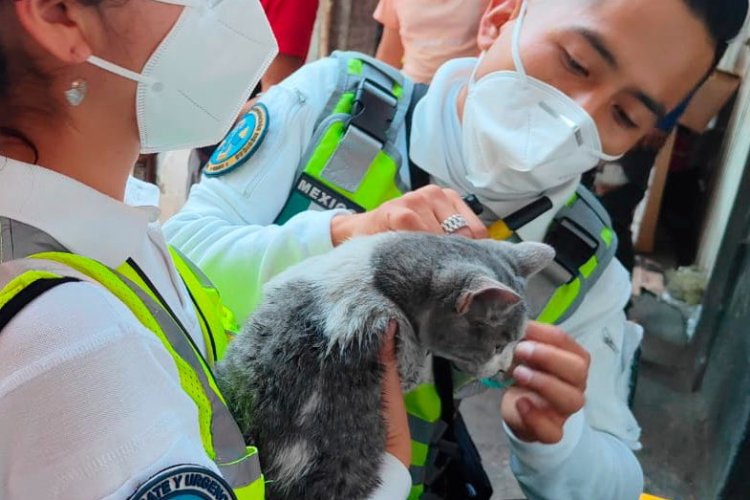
[0,119,140,202]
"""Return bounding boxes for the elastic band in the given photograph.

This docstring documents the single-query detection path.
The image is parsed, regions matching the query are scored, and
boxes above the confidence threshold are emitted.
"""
[156,0,206,8]
[468,51,487,90]
[87,56,158,87]
[511,1,529,78]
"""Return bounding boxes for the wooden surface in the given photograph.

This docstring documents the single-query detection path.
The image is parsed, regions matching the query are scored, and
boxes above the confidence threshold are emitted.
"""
[319,0,380,56]
[679,70,741,134]
[635,131,677,253]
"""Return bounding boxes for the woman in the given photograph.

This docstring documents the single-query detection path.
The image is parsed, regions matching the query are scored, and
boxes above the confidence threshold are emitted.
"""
[0,0,411,498]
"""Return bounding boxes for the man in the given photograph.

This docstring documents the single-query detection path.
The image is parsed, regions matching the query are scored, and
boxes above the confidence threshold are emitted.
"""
[165,0,747,498]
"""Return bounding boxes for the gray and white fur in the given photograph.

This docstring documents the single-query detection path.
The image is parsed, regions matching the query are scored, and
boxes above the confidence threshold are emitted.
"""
[217,232,554,499]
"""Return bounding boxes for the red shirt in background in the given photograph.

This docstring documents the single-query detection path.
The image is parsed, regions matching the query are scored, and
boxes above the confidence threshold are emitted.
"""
[260,0,320,59]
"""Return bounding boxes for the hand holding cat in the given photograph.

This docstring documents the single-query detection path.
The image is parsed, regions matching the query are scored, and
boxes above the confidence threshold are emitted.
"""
[380,320,412,468]
[331,185,487,245]
[501,322,590,444]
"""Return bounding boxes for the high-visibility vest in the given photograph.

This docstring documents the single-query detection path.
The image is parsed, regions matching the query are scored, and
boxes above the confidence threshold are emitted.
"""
[0,218,263,499]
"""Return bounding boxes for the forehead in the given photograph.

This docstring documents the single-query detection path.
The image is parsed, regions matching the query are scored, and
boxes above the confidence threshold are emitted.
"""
[540,0,716,110]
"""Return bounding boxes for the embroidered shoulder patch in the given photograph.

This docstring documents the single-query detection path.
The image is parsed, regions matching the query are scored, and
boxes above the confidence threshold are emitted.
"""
[204,103,269,177]
[128,464,235,500]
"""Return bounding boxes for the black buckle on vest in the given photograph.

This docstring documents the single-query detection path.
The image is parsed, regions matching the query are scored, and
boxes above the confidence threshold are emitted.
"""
[351,79,398,145]
[544,217,599,284]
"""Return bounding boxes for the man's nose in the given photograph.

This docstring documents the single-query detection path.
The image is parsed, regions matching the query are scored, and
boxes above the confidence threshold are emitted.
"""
[574,91,611,123]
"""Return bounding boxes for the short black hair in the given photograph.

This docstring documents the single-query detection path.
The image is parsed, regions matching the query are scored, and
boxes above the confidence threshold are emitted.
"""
[682,0,749,63]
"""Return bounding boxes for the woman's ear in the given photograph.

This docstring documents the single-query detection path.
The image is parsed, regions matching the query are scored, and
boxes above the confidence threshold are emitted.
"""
[477,0,523,51]
[14,0,93,64]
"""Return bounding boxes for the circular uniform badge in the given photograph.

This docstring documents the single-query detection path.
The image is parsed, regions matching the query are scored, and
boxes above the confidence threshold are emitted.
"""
[204,103,270,177]
[128,465,235,500]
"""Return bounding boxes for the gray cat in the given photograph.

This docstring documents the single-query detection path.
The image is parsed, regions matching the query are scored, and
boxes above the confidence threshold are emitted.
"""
[217,232,554,500]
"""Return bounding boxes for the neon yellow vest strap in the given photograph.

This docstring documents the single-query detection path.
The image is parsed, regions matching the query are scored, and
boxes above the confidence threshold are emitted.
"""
[531,186,618,325]
[275,51,411,224]
[0,256,263,498]
[168,245,238,362]
[403,383,443,499]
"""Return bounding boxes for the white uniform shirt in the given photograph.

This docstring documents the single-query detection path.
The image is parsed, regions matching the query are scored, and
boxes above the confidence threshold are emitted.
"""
[165,56,646,499]
[0,157,410,499]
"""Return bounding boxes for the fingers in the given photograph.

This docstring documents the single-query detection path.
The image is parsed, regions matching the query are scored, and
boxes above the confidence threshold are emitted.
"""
[512,365,586,416]
[523,322,591,363]
[514,340,588,389]
[516,398,566,444]
[385,205,434,233]
[505,323,589,439]
[400,185,486,239]
[332,185,489,242]
[502,322,591,444]
[398,186,452,234]
[442,188,488,239]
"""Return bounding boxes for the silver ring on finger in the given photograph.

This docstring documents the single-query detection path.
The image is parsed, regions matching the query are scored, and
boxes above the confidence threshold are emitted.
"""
[441,214,469,235]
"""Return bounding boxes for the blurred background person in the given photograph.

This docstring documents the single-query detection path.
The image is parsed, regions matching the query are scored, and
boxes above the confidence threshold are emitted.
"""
[260,0,320,89]
[374,0,490,83]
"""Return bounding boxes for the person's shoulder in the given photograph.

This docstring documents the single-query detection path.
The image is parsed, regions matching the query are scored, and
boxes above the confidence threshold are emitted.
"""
[0,280,221,500]
[275,56,341,100]
[242,56,340,131]
[0,279,162,385]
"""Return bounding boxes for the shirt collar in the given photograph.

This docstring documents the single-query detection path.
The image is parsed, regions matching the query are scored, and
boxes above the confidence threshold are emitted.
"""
[0,156,160,268]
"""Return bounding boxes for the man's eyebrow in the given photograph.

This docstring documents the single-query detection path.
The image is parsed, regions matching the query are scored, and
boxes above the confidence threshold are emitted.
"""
[573,27,668,119]
[574,27,618,69]
[628,88,667,119]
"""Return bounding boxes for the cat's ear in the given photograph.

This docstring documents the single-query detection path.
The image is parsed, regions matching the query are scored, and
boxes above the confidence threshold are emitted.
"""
[457,277,522,324]
[511,242,555,278]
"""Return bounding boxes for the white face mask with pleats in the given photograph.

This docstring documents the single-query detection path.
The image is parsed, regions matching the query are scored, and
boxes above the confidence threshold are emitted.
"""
[88,0,278,153]
[461,0,622,194]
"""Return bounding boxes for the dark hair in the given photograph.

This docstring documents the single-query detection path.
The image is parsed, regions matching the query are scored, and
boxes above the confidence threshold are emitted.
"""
[682,0,749,64]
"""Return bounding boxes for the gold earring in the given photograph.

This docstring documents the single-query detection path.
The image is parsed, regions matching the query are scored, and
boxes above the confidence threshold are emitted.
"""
[64,79,88,106]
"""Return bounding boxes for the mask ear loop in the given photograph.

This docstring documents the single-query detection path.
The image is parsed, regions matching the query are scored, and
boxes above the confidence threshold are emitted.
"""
[87,56,159,88]
[468,52,487,90]
[471,0,529,89]
[511,0,529,79]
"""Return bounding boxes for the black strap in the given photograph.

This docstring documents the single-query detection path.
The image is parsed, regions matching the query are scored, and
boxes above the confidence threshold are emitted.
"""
[124,258,220,379]
[405,83,431,190]
[432,356,455,423]
[0,277,81,332]
[181,279,219,365]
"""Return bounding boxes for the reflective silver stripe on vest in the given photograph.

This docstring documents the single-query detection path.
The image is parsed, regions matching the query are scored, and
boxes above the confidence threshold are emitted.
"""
[408,413,436,445]
[410,464,426,486]
[407,413,435,486]
[275,51,414,224]
[0,257,261,489]
[170,246,215,290]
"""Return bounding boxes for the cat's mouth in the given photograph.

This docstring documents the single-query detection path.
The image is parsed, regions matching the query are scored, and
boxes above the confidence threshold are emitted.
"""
[452,342,519,379]
[440,350,510,379]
